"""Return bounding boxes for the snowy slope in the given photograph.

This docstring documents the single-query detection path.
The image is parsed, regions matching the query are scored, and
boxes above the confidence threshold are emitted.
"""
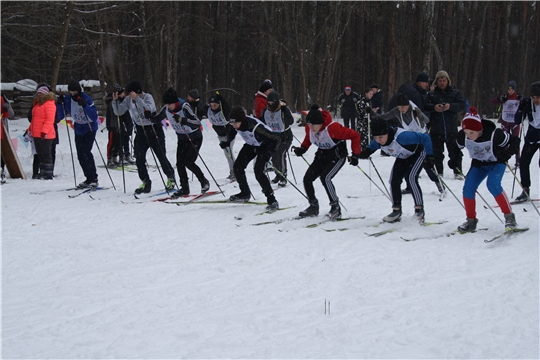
[1,116,538,358]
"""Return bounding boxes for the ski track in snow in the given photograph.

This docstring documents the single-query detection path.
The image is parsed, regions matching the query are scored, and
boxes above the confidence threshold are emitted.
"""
[1,118,539,358]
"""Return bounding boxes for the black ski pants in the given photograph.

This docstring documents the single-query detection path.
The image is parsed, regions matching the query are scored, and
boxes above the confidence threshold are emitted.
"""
[176,136,206,189]
[134,124,174,182]
[303,154,346,204]
[233,144,273,197]
[518,141,540,188]
[390,151,426,208]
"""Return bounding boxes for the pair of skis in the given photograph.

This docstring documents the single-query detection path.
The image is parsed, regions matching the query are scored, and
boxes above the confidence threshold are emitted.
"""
[400,226,529,243]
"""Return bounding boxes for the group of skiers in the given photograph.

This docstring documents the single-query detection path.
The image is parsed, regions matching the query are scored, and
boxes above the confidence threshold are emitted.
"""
[2,75,539,233]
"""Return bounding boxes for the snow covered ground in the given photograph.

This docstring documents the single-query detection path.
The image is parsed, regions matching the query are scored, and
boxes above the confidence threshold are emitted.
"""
[2,116,538,358]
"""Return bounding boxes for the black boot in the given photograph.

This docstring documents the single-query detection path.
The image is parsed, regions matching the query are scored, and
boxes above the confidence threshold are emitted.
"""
[172,187,190,199]
[299,199,319,218]
[515,188,529,203]
[134,179,151,194]
[504,212,517,229]
[457,218,478,233]
[326,201,341,221]
[229,191,251,202]
[383,206,402,223]
[265,193,279,212]
[414,206,425,224]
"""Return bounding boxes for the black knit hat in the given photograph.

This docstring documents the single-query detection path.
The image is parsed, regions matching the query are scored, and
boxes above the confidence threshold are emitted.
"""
[507,80,517,91]
[306,104,323,125]
[371,118,389,136]
[396,93,409,106]
[114,84,124,93]
[259,79,273,93]
[208,94,220,104]
[68,80,82,93]
[229,106,246,123]
[125,81,142,94]
[162,87,178,104]
[530,81,540,97]
[415,72,430,83]
[187,89,199,100]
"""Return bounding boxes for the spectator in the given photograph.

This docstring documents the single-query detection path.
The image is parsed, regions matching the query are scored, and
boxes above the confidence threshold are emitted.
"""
[253,79,273,118]
[370,84,384,114]
[338,86,360,130]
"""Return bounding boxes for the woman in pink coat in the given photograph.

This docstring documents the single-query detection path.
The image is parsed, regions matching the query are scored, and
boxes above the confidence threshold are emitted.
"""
[28,85,57,179]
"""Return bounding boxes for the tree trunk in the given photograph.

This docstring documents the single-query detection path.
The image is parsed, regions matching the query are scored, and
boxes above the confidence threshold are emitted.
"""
[50,1,73,91]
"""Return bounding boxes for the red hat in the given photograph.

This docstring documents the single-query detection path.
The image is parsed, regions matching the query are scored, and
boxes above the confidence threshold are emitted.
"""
[461,106,482,132]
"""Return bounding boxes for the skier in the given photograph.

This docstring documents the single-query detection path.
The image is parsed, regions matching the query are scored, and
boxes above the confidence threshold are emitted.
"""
[375,93,444,196]
[205,92,235,181]
[105,84,135,167]
[219,106,282,211]
[446,106,520,232]
[358,118,435,224]
[291,104,361,220]
[57,80,99,189]
[112,81,176,194]
[157,88,209,197]
[513,81,540,203]
[490,80,522,167]
[259,91,294,187]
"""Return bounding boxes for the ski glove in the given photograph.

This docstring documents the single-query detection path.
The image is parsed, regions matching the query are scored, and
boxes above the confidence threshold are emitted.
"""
[498,95,507,103]
[358,149,373,159]
[173,114,181,123]
[292,146,307,156]
[348,154,360,166]
[77,96,86,107]
[447,158,460,170]
[219,141,230,149]
[497,151,513,163]
[423,155,435,168]
[57,94,64,105]
[144,110,153,120]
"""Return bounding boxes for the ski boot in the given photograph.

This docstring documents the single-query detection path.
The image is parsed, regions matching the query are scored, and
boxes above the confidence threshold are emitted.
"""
[414,206,425,224]
[200,179,210,193]
[78,179,99,189]
[457,218,478,233]
[436,181,445,194]
[172,187,189,199]
[229,191,251,203]
[514,188,529,203]
[271,175,280,184]
[265,193,279,213]
[165,177,177,191]
[134,179,152,194]
[107,158,116,168]
[504,212,517,229]
[278,178,287,188]
[326,201,342,221]
[299,199,319,218]
[383,207,402,223]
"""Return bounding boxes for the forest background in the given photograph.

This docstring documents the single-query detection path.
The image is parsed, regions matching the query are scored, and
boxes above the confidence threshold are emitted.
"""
[1,1,539,116]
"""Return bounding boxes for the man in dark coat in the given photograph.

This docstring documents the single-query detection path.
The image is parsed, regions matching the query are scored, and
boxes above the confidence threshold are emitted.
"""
[424,70,466,178]
[337,86,360,130]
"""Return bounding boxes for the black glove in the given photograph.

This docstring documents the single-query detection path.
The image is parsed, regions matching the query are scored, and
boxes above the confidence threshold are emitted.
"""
[365,106,372,113]
[358,149,373,159]
[423,155,435,168]
[498,95,507,103]
[77,96,86,107]
[497,151,512,163]
[144,110,152,119]
[517,95,523,101]
[447,158,459,170]
[219,141,230,149]
[413,108,422,118]
[292,146,307,156]
[57,94,64,105]
[348,154,359,166]
[173,114,181,123]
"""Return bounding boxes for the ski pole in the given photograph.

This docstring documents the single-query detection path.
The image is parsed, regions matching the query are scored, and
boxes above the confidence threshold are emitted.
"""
[59,101,77,187]
[505,162,540,216]
[435,170,465,210]
[355,163,392,202]
[268,161,309,201]
[511,124,523,198]
[286,149,297,184]
[456,169,504,224]
[112,99,127,193]
[369,157,391,200]
[82,111,116,190]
